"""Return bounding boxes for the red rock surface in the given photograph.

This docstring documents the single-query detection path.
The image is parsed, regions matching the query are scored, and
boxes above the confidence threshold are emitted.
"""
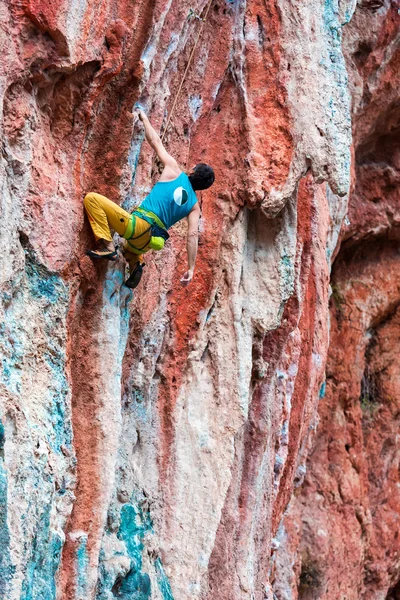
[273,3,400,598]
[1,0,392,599]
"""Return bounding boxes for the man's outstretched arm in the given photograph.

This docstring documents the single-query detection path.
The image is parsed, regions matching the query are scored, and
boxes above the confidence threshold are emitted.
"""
[181,203,200,286]
[137,109,180,171]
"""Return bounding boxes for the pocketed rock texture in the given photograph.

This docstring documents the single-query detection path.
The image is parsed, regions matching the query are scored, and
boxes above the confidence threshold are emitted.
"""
[272,2,400,599]
[0,0,387,599]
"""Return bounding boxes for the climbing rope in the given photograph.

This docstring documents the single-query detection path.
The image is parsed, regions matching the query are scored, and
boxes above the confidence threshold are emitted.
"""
[160,0,214,143]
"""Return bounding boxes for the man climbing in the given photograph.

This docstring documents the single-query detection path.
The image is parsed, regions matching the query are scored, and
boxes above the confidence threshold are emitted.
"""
[83,108,215,288]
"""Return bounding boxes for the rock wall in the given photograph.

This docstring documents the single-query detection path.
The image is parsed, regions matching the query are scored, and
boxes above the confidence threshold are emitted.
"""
[272,2,400,599]
[1,0,389,599]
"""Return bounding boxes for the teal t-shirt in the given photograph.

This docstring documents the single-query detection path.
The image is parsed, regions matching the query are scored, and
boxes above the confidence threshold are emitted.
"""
[139,172,198,230]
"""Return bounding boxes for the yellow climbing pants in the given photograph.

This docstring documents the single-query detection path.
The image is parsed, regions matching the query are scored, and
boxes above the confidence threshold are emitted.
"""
[83,192,151,269]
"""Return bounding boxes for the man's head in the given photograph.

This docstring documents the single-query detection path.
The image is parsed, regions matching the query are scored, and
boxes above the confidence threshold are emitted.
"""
[188,163,215,191]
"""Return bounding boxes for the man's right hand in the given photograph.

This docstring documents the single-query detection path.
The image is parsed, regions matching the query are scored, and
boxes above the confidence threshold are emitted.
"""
[135,108,180,173]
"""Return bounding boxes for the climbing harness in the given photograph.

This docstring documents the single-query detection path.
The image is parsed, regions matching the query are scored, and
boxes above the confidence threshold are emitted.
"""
[124,209,169,254]
[160,0,214,143]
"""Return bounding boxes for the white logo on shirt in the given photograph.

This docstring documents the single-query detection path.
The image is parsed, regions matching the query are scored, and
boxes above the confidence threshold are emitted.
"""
[173,187,189,206]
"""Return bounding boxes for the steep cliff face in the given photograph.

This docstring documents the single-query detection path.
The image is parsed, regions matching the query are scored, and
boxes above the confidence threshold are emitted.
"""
[273,2,400,599]
[0,0,370,599]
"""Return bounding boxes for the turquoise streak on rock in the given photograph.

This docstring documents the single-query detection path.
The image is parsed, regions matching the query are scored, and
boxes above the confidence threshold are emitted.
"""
[114,503,151,599]
[279,253,295,300]
[25,253,72,454]
[96,497,174,599]
[125,136,145,205]
[0,305,25,395]
[25,256,67,305]
[1,250,72,596]
[77,535,89,597]
[0,420,14,595]
[43,350,72,453]
[96,499,151,599]
[322,0,352,194]
[21,504,63,600]
[155,557,175,600]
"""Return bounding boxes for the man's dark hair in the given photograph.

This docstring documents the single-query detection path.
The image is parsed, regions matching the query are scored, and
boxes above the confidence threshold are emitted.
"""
[188,163,215,191]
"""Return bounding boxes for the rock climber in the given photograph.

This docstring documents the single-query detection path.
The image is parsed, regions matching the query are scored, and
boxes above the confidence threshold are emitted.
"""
[83,108,215,289]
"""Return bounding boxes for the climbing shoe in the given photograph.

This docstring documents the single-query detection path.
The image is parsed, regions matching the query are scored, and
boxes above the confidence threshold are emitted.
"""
[87,241,117,261]
[125,263,144,289]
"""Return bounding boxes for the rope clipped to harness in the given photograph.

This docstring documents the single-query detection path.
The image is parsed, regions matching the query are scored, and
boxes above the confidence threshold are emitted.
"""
[160,0,214,143]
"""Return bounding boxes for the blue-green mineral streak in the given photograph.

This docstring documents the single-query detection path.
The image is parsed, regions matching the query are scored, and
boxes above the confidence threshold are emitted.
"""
[96,498,174,599]
[0,421,14,594]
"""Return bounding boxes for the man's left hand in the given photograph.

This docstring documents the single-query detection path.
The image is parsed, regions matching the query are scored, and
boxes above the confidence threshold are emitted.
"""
[180,269,194,286]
